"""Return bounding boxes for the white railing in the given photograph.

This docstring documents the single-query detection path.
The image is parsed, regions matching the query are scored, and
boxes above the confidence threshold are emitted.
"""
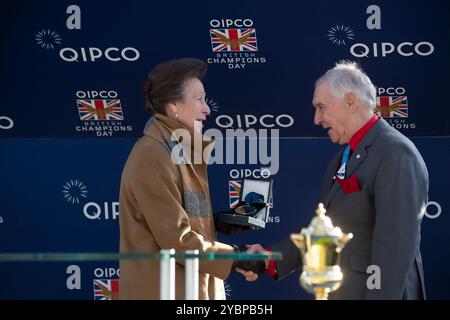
[159,249,199,300]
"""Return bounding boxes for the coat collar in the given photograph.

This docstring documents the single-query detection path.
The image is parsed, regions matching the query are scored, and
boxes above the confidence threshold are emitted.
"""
[345,117,386,177]
[144,113,214,165]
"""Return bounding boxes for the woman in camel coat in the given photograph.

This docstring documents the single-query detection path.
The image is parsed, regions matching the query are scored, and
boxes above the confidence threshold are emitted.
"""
[119,58,236,300]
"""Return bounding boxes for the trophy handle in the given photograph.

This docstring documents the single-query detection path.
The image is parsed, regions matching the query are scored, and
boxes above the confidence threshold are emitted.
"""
[290,234,306,251]
[336,233,353,252]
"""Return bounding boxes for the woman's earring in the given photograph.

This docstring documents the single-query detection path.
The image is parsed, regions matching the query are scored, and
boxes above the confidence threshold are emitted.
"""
[175,113,179,118]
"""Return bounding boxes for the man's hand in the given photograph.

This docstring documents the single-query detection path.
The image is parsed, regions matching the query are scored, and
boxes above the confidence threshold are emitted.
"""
[234,244,270,281]
[235,267,260,281]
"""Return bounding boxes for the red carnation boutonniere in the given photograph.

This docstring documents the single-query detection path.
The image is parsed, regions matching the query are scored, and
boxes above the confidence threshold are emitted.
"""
[336,175,360,194]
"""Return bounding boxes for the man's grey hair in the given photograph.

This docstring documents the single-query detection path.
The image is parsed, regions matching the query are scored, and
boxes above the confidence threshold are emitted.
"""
[316,60,377,111]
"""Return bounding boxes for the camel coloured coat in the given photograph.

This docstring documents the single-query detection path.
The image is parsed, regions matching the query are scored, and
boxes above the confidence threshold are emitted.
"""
[119,114,234,300]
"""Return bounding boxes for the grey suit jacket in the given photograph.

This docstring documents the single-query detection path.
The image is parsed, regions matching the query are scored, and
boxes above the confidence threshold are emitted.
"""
[272,119,428,299]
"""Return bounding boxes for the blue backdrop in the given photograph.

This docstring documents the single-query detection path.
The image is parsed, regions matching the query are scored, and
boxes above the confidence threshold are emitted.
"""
[1,0,449,299]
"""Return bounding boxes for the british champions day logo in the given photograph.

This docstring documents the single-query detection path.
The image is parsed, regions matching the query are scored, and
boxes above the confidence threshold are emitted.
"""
[376,87,416,130]
[93,279,119,300]
[93,268,119,300]
[74,90,133,137]
[207,19,266,69]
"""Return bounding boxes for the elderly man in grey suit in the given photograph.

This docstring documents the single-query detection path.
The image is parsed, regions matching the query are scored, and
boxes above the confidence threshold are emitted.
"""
[239,61,428,300]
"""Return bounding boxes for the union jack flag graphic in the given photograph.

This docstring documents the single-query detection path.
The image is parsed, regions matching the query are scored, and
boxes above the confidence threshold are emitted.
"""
[93,279,119,300]
[229,180,241,208]
[376,96,408,118]
[76,99,124,121]
[210,28,258,52]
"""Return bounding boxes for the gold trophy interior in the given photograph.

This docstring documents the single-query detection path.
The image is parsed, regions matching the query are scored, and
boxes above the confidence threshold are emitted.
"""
[290,203,353,300]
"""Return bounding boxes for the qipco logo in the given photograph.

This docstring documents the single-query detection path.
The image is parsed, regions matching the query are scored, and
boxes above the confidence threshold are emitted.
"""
[76,90,118,99]
[210,18,254,28]
[0,116,14,130]
[83,202,119,220]
[216,114,294,129]
[229,168,271,179]
[350,41,434,58]
[59,47,140,62]
[94,267,119,278]
[377,87,406,95]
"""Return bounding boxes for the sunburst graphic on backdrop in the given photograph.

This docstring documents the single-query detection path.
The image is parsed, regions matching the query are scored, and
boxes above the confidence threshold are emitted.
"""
[206,97,219,113]
[224,280,232,297]
[62,179,88,204]
[327,25,355,45]
[35,29,62,50]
